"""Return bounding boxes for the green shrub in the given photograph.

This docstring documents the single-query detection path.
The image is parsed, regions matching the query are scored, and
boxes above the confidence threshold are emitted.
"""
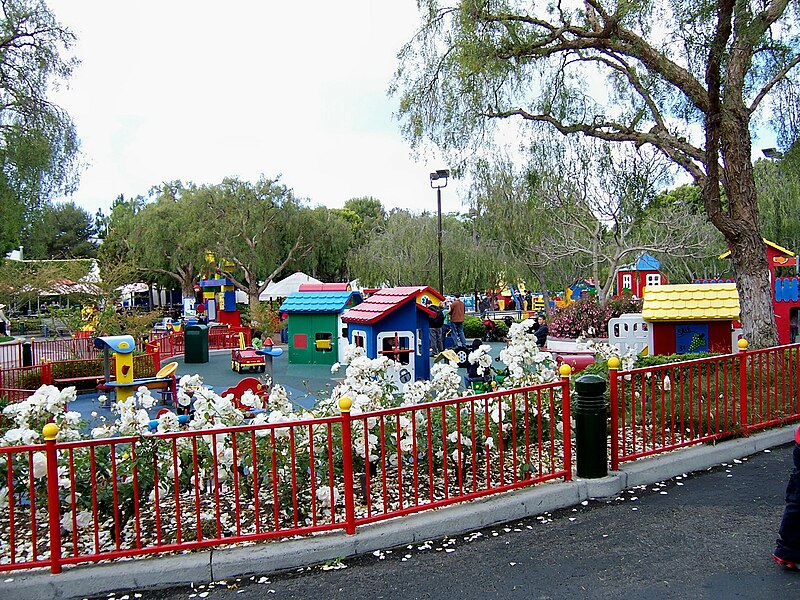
[495,320,509,339]
[464,315,486,339]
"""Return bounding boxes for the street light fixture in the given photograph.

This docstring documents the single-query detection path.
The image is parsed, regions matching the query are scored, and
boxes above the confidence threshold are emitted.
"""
[430,169,450,294]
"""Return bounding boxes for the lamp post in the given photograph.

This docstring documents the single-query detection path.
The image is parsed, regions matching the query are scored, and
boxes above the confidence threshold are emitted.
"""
[430,169,450,294]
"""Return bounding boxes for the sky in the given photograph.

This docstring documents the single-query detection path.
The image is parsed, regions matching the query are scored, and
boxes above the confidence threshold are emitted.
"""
[46,1,463,218]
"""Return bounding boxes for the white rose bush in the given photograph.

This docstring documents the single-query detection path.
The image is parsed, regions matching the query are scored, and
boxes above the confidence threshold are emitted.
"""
[0,332,570,568]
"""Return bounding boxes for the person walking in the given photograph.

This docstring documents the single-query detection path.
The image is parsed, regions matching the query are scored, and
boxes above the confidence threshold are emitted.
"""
[428,301,445,356]
[774,426,800,570]
[448,294,468,347]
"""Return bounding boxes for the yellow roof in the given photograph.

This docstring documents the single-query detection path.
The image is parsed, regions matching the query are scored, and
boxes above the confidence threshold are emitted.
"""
[642,283,740,321]
[718,238,795,259]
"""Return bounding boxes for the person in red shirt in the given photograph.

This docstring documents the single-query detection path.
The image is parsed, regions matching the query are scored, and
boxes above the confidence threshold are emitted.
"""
[448,294,467,347]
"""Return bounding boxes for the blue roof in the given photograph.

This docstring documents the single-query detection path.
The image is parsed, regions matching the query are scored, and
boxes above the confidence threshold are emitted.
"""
[635,253,661,271]
[279,291,362,314]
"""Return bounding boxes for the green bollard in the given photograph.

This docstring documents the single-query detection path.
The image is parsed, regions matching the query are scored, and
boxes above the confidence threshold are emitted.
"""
[575,374,608,478]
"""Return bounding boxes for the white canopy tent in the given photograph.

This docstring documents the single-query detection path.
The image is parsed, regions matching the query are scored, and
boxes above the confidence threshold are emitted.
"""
[258,272,321,301]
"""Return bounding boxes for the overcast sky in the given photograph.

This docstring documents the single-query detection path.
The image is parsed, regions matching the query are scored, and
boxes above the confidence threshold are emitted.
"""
[46,1,463,218]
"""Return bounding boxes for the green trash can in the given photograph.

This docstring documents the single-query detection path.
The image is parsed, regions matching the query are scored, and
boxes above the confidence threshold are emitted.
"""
[184,324,209,364]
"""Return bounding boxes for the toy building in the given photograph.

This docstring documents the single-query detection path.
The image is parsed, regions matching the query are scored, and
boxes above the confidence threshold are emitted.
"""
[641,283,740,354]
[341,286,445,386]
[616,253,667,297]
[279,284,363,366]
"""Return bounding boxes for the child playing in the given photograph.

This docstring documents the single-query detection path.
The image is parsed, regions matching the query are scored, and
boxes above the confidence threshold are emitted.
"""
[774,426,800,570]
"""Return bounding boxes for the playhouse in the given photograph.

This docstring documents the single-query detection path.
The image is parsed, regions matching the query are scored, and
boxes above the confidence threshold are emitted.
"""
[616,253,667,297]
[641,283,740,354]
[196,254,242,327]
[279,284,363,366]
[719,239,798,345]
[341,286,445,386]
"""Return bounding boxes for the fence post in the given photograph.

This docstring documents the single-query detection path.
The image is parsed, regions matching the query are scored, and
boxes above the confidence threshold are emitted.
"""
[146,342,161,373]
[608,356,620,471]
[30,337,37,365]
[559,364,572,481]
[43,423,62,574]
[338,396,356,535]
[41,359,53,385]
[738,338,749,436]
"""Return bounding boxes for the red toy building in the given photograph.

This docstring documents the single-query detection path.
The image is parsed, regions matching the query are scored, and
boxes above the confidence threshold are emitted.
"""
[616,253,667,298]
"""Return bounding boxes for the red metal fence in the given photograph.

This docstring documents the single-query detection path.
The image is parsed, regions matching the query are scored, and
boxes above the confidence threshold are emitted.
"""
[0,376,571,573]
[1,327,251,371]
[150,327,250,360]
[5,339,800,574]
[609,342,800,469]
[0,355,159,393]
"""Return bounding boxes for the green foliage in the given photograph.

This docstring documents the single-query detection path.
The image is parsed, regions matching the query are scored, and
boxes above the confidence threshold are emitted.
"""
[463,315,485,339]
[754,147,800,252]
[348,207,500,293]
[0,1,80,255]
[606,295,644,318]
[22,201,98,259]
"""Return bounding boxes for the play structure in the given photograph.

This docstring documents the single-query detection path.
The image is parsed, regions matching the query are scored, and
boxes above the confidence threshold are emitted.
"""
[641,283,741,354]
[94,335,179,403]
[279,284,363,366]
[720,239,798,345]
[341,286,445,386]
[616,253,667,297]
[196,253,242,327]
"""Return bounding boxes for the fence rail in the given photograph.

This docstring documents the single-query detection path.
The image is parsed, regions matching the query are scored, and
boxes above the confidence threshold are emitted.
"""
[609,342,800,469]
[4,339,800,575]
[0,377,570,573]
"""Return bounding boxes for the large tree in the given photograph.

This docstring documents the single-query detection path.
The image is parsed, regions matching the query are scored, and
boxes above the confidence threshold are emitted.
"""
[22,201,97,259]
[0,0,80,255]
[395,0,800,347]
[348,207,501,293]
[196,177,312,307]
[125,182,207,301]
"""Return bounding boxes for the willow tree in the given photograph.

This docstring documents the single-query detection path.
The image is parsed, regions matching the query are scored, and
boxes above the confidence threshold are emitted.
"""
[394,0,800,347]
[0,0,80,255]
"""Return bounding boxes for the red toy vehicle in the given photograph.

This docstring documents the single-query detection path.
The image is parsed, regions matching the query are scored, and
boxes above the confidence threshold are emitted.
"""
[231,347,266,373]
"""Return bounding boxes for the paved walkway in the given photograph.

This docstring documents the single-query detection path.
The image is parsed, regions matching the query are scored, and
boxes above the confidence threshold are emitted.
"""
[2,425,796,600]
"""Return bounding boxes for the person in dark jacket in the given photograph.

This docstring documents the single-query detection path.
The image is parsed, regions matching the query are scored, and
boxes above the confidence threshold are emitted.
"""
[775,426,800,570]
[534,316,548,348]
[429,302,445,356]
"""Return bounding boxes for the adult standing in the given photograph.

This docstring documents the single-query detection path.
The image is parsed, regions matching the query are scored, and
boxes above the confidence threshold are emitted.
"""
[428,301,445,356]
[448,293,468,347]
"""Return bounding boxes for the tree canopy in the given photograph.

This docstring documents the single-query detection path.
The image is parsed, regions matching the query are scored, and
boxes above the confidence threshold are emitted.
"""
[394,0,800,347]
[0,0,80,255]
[21,201,97,259]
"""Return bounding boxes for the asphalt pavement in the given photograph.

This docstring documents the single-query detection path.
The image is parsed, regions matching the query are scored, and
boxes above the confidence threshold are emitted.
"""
[105,441,800,600]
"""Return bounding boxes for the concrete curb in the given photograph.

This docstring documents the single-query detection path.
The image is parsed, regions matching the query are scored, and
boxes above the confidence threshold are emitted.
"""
[1,424,796,600]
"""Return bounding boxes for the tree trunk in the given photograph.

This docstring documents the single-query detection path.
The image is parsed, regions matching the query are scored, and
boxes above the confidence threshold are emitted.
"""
[181,279,195,301]
[715,115,778,348]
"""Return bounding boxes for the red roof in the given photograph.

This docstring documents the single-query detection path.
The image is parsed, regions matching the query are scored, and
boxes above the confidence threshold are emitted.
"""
[341,286,444,324]
[298,283,351,292]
